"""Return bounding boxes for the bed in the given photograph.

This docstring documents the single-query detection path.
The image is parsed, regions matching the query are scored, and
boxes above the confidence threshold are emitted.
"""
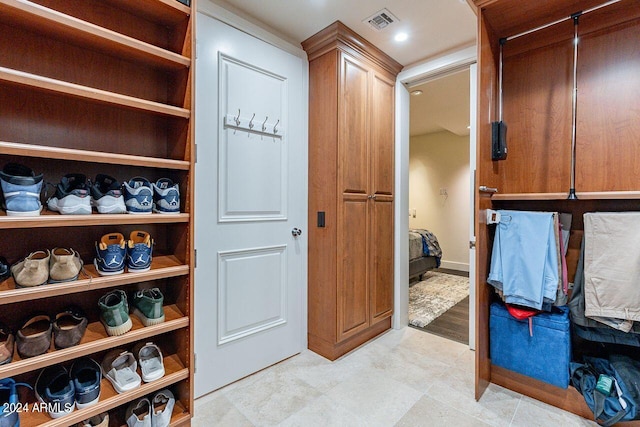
[409,229,442,281]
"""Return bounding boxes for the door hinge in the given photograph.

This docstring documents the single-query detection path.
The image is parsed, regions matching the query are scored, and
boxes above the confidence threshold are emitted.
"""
[469,241,476,249]
[194,143,197,163]
[194,353,197,373]
[194,249,197,268]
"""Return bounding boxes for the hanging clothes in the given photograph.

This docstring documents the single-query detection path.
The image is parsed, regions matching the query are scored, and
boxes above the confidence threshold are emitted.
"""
[488,210,558,310]
[584,212,640,330]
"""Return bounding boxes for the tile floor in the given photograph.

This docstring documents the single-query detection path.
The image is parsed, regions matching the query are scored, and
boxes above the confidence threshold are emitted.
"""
[193,327,597,426]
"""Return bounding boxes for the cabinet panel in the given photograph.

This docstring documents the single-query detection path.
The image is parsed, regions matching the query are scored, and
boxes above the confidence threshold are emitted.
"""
[339,54,369,194]
[370,198,393,321]
[371,74,395,196]
[337,198,369,340]
[576,21,640,192]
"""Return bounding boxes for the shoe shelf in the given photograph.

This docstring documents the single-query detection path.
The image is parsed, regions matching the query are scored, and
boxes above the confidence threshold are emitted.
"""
[104,0,191,25]
[0,304,187,378]
[0,0,191,71]
[19,354,188,427]
[0,211,190,230]
[0,142,190,171]
[0,255,188,304]
[0,67,190,119]
[490,191,640,201]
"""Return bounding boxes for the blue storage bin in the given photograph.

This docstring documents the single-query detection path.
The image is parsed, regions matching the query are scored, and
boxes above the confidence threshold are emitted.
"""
[490,302,571,388]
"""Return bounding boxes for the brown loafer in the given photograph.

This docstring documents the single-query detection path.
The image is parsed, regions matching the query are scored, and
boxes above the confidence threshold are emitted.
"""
[53,306,88,349]
[0,321,14,365]
[16,313,52,358]
[11,250,50,288]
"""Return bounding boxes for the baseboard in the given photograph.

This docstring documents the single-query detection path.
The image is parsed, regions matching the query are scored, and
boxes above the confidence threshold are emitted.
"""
[439,261,469,272]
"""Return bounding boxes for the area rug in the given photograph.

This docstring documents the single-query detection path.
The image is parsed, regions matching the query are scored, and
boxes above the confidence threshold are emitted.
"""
[409,271,469,328]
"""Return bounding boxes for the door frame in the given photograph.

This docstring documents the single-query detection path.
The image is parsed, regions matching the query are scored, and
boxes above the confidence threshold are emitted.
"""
[197,0,310,351]
[393,46,477,334]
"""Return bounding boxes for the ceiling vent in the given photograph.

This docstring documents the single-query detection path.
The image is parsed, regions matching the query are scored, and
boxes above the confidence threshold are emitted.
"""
[363,8,399,31]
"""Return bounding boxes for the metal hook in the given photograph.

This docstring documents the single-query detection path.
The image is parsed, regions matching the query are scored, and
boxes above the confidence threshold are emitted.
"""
[234,109,241,126]
[274,119,279,134]
[262,116,269,132]
[248,113,255,129]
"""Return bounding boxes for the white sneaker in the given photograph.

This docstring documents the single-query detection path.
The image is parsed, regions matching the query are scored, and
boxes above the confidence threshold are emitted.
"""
[126,398,151,427]
[47,174,91,215]
[90,174,127,214]
[151,389,175,427]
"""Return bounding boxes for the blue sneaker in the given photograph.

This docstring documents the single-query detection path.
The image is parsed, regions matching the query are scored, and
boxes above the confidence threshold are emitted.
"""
[0,378,32,427]
[123,177,153,214]
[47,174,91,215]
[152,178,180,214]
[127,231,153,272]
[94,233,127,276]
[35,365,75,419]
[0,163,43,216]
[69,358,101,409]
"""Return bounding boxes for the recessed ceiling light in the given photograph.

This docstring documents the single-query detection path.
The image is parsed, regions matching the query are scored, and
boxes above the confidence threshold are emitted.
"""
[394,32,408,42]
[410,90,422,96]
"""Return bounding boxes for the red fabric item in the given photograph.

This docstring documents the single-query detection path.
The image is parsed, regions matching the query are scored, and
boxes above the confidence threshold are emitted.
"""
[506,304,540,320]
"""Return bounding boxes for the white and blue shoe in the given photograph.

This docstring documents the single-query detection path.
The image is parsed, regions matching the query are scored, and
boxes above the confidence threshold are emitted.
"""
[152,178,180,214]
[0,163,43,217]
[94,233,127,276]
[123,177,153,214]
[47,174,92,215]
[90,174,126,214]
[127,231,153,272]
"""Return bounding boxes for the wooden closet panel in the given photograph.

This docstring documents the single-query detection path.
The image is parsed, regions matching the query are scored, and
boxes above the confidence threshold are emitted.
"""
[337,198,369,341]
[370,198,393,321]
[370,74,395,196]
[501,38,572,193]
[339,54,369,195]
[576,21,640,192]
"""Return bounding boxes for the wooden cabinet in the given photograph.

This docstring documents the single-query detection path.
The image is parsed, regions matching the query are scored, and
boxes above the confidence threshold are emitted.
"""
[474,0,640,421]
[303,21,401,361]
[0,0,194,424]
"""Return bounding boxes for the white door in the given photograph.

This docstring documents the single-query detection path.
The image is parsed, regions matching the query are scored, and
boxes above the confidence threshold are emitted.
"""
[194,14,307,397]
[468,63,477,350]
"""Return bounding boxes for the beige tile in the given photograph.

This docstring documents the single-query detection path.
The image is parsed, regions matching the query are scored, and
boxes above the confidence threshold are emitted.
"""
[193,393,253,427]
[224,369,322,426]
[454,348,476,375]
[324,369,423,427]
[397,329,468,366]
[395,395,492,427]
[279,395,369,427]
[511,396,598,427]
[283,349,368,393]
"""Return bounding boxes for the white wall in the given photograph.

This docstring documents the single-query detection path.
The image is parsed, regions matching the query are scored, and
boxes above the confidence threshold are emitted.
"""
[409,130,470,271]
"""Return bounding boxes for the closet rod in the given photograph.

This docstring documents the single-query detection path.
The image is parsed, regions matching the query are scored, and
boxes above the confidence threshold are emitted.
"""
[503,0,621,42]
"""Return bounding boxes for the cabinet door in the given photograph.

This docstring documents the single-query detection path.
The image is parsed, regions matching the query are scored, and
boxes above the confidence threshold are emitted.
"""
[337,196,370,341]
[370,73,395,196]
[370,196,394,322]
[338,52,369,195]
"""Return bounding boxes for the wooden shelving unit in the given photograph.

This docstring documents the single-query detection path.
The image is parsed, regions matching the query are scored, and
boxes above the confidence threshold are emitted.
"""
[0,0,195,424]
[474,0,640,423]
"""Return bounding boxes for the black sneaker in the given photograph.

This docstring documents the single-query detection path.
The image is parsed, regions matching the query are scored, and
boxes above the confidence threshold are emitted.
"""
[47,174,91,215]
[90,174,126,214]
[0,257,9,282]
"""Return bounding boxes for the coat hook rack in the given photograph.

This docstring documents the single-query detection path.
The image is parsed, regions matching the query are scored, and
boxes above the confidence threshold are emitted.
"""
[223,112,284,139]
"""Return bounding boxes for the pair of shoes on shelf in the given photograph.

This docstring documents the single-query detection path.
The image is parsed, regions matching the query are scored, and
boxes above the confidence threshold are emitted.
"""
[123,177,180,215]
[0,378,33,427]
[0,163,43,217]
[11,248,83,288]
[99,288,164,336]
[35,357,101,419]
[47,174,128,215]
[76,412,108,427]
[102,342,165,394]
[126,389,174,427]
[16,306,88,358]
[94,232,153,276]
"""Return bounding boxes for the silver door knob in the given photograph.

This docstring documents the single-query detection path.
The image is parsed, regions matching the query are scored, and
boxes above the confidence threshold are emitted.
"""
[292,228,302,237]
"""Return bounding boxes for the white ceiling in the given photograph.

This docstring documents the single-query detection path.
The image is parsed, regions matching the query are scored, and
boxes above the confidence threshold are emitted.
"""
[210,0,477,67]
[409,69,470,137]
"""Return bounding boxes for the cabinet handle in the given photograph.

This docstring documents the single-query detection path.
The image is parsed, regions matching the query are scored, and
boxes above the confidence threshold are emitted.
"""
[479,186,498,193]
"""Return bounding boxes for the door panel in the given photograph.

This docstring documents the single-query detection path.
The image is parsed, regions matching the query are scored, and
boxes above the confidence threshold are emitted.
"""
[371,74,395,196]
[370,198,394,321]
[338,197,369,340]
[339,54,369,194]
[195,15,306,396]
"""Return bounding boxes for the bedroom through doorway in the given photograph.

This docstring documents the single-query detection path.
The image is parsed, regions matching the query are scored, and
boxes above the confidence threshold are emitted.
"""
[406,68,471,344]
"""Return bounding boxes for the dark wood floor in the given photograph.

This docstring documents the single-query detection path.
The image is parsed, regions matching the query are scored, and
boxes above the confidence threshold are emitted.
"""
[411,296,470,345]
